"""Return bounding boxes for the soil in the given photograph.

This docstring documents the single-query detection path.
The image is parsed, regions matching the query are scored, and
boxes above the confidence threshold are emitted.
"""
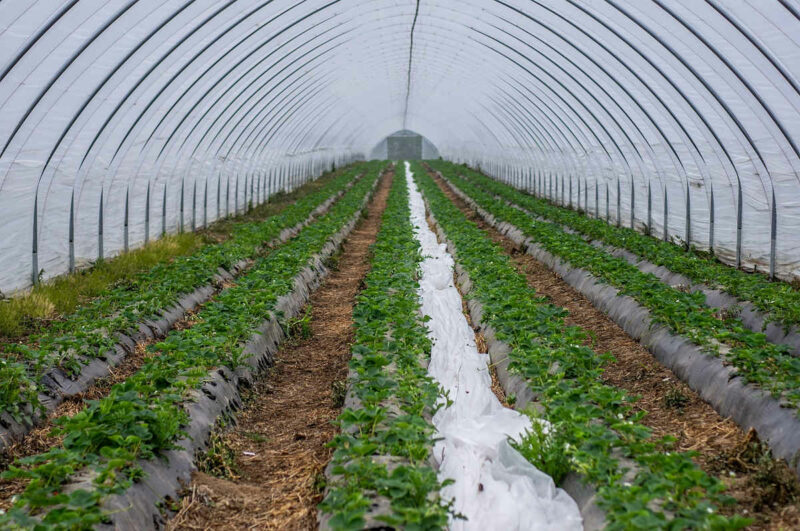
[167,169,393,530]
[427,168,800,529]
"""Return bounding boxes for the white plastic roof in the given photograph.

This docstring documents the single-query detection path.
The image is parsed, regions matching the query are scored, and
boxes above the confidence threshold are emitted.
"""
[0,0,799,294]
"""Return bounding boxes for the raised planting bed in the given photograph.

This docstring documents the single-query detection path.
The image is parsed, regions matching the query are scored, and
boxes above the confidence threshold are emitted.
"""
[412,162,748,529]
[435,168,800,481]
[0,164,367,451]
[429,161,800,355]
[0,164,386,529]
[318,165,453,530]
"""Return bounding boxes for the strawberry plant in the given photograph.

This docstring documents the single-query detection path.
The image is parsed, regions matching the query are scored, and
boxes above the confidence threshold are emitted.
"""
[431,160,800,331]
[412,162,748,529]
[0,163,386,529]
[436,166,800,413]
[0,164,366,423]
[319,168,453,530]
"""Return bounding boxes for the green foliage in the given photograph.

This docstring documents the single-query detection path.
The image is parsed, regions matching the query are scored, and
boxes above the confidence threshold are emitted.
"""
[512,415,571,484]
[0,163,387,529]
[319,170,453,530]
[412,162,749,529]
[441,162,800,331]
[0,164,367,423]
[284,305,313,341]
[432,162,800,413]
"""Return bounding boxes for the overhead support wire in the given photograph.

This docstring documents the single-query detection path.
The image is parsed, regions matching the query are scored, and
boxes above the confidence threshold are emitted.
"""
[403,0,421,129]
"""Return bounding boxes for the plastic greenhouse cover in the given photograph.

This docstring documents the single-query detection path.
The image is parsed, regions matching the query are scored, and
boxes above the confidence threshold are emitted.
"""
[0,0,799,295]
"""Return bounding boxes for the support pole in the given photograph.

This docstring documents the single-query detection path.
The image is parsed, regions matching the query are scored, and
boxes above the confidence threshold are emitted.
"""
[124,188,129,252]
[736,182,743,268]
[630,179,635,229]
[162,184,167,237]
[584,178,588,213]
[617,177,621,227]
[145,181,150,245]
[595,180,599,218]
[226,175,230,218]
[32,194,39,285]
[709,184,715,254]
[98,189,104,260]
[770,188,777,280]
[69,192,75,273]
[647,181,652,235]
[569,175,572,208]
[663,184,668,242]
[180,179,185,233]
[191,181,196,232]
[685,182,691,250]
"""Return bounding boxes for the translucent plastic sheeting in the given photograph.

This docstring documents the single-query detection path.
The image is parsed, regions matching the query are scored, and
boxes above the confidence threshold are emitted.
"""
[406,162,583,530]
[1,1,800,294]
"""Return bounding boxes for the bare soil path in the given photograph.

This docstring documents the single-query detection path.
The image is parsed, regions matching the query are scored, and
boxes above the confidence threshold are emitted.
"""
[427,168,800,529]
[167,169,394,531]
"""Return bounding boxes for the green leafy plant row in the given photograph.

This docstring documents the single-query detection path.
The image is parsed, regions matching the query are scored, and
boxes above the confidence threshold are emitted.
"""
[0,164,366,424]
[0,162,386,530]
[411,161,747,530]
[436,165,800,414]
[319,168,453,530]
[428,160,800,331]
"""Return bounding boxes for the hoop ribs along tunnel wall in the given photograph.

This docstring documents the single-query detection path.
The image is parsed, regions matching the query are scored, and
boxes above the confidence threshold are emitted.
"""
[1,1,800,294]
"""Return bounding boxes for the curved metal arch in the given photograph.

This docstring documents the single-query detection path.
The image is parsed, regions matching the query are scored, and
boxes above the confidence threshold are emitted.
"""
[485,10,689,187]
[554,0,743,207]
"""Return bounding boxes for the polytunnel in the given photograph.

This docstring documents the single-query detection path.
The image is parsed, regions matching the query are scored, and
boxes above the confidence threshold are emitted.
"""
[2,1,800,529]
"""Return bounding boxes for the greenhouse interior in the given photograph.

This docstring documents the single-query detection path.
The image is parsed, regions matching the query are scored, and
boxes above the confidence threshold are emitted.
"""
[1,1,800,529]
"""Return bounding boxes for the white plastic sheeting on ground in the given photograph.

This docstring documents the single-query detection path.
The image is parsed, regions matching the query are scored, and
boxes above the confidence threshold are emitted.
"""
[405,162,582,530]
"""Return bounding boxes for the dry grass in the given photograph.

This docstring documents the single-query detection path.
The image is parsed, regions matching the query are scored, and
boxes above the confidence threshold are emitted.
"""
[0,234,200,338]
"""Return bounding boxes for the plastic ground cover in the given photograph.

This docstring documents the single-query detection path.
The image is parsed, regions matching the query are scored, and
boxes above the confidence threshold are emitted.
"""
[406,161,581,530]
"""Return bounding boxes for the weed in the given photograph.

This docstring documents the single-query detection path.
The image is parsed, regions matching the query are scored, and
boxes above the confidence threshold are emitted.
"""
[198,430,239,480]
[663,386,690,411]
[0,234,200,338]
[331,379,347,408]
[285,306,313,341]
[242,431,269,443]
[313,472,327,493]
[513,415,571,484]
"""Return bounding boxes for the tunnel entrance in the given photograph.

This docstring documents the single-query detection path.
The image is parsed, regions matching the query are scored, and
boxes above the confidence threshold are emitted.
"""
[370,129,439,160]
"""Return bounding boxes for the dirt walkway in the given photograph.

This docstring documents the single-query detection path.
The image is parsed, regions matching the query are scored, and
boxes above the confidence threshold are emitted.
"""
[428,168,800,529]
[167,169,393,531]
